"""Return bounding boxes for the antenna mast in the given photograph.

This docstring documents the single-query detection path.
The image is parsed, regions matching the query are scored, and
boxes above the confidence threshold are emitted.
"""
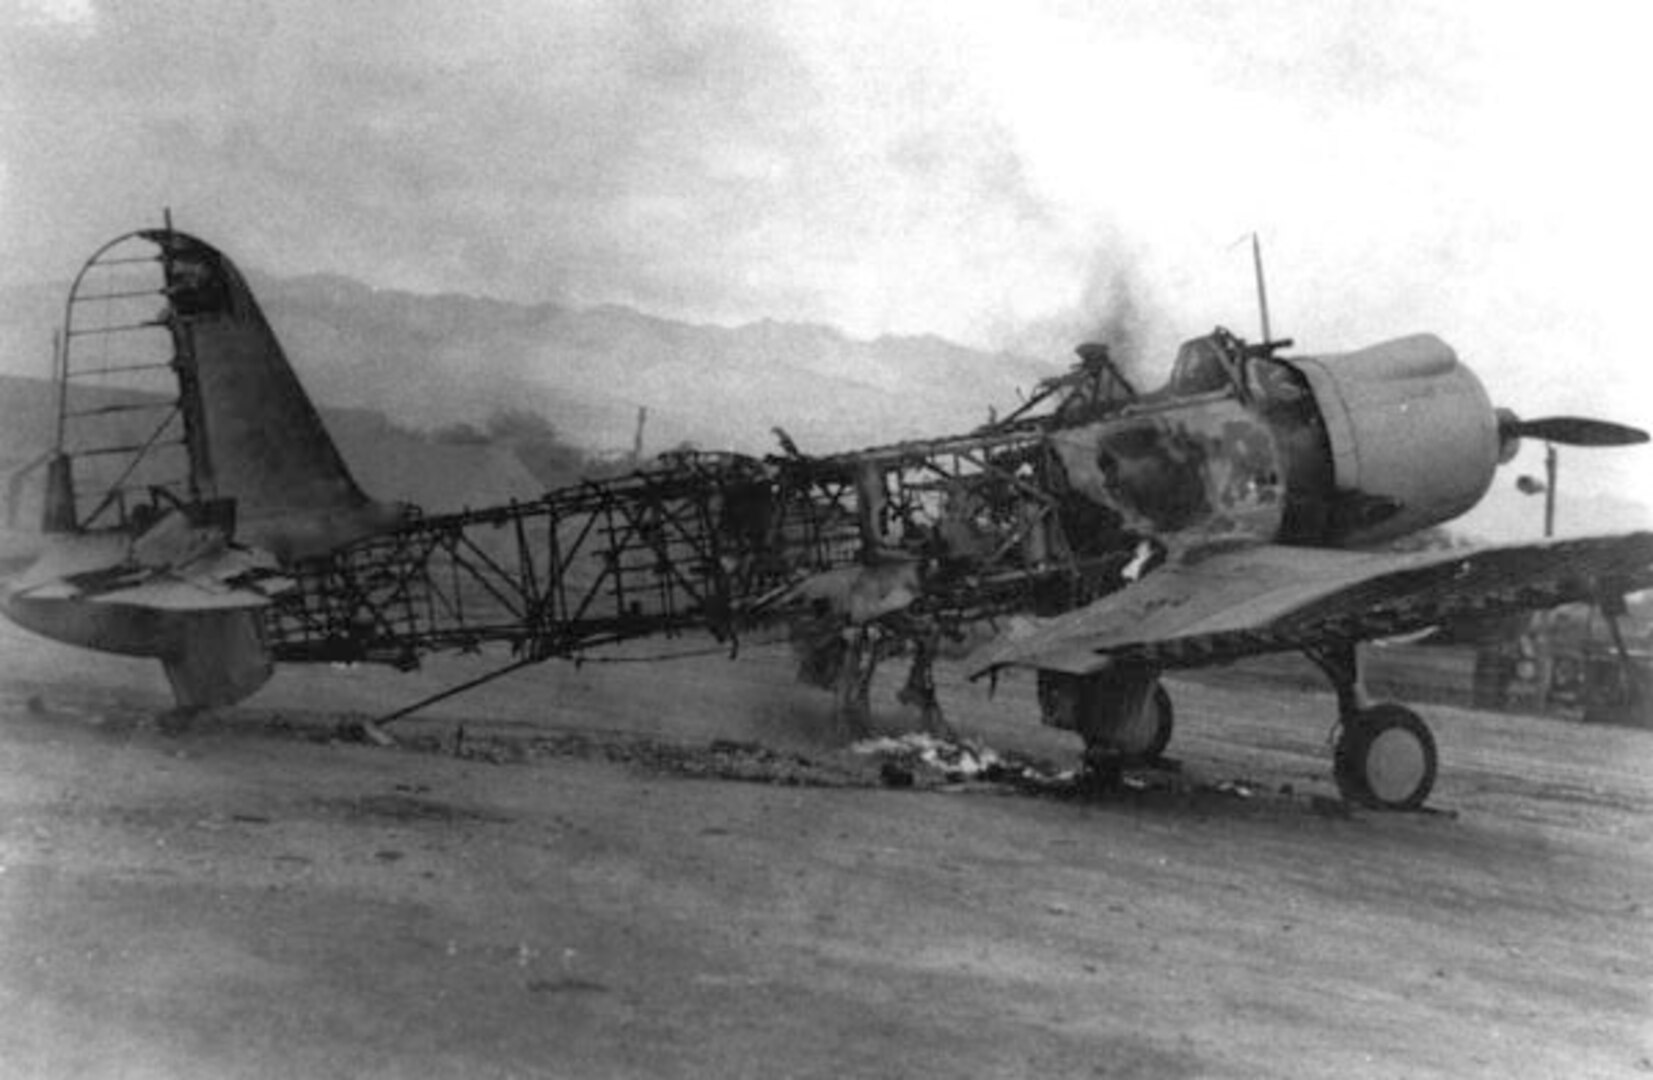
[1251,232,1272,344]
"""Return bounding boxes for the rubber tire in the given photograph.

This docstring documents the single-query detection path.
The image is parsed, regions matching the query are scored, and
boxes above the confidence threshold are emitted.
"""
[1138,683,1174,763]
[1333,704,1438,811]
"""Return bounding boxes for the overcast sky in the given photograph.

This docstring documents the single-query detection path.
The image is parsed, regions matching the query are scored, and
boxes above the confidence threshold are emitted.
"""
[2,0,1649,529]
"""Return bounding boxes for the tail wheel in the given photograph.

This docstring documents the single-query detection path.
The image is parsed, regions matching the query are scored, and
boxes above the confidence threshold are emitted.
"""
[1333,704,1438,810]
[1139,683,1174,762]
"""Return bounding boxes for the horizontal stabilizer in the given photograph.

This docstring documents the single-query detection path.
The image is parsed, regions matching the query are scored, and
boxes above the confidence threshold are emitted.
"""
[87,578,287,611]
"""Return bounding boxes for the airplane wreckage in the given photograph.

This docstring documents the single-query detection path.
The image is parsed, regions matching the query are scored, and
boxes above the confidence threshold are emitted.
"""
[4,225,1651,811]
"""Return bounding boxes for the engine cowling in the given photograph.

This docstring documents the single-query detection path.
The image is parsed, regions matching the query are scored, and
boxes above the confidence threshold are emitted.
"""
[1286,334,1499,547]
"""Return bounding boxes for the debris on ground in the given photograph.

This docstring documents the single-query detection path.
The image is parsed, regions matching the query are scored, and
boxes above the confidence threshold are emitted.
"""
[850,733,1003,782]
[850,733,1080,791]
[9,683,1368,814]
[482,730,875,788]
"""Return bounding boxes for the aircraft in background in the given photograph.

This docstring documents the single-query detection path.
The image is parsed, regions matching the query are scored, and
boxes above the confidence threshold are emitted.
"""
[3,223,1649,811]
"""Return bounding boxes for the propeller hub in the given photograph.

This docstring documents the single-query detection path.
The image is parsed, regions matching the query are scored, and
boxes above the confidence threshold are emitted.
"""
[1495,408,1648,459]
[1494,408,1521,464]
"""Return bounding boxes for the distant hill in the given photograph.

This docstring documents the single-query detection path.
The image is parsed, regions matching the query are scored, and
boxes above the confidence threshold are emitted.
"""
[0,259,1070,527]
[0,375,544,522]
[244,274,1059,457]
[0,268,1059,459]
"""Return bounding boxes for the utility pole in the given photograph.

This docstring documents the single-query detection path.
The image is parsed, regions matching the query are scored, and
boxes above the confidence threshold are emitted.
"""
[1516,443,1559,538]
[1543,442,1557,538]
[631,406,648,466]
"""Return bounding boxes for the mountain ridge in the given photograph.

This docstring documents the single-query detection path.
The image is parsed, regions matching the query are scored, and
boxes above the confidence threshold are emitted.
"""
[0,269,1059,459]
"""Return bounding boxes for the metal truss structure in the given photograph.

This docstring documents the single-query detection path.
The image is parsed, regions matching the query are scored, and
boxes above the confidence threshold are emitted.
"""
[43,223,1144,718]
[264,425,1137,676]
[50,228,201,533]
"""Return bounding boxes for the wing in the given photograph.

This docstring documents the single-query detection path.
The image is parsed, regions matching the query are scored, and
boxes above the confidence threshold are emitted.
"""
[971,532,1653,678]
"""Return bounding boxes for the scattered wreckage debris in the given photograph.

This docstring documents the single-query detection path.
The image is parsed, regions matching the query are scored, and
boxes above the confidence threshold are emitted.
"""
[850,732,1053,788]
[382,720,1334,811]
[397,722,1442,816]
[4,679,1439,816]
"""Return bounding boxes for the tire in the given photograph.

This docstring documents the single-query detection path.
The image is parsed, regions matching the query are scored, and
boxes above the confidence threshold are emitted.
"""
[1333,704,1438,811]
[1138,683,1174,762]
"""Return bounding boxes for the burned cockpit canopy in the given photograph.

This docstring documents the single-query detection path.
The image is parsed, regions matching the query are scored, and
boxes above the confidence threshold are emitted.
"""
[1167,335,1233,396]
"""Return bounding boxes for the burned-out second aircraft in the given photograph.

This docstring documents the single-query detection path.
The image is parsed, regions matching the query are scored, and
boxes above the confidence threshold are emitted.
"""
[4,224,1649,810]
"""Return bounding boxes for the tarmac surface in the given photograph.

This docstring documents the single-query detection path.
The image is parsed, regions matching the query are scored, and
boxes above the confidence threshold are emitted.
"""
[1,623,1651,1079]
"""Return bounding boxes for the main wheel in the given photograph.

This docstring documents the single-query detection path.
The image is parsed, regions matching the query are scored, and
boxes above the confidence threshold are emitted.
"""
[1333,704,1438,810]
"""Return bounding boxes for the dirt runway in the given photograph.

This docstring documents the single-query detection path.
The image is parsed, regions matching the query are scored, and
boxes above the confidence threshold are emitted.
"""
[1,626,1650,1078]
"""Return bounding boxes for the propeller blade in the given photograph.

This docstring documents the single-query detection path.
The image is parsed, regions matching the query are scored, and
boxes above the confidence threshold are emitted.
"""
[1501,415,1649,447]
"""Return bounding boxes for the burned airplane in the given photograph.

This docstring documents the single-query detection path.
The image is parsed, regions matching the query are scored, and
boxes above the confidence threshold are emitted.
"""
[4,224,1650,811]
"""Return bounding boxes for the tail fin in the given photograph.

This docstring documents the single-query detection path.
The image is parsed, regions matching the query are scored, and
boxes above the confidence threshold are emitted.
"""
[149,230,364,514]
[146,230,404,552]
[53,226,403,558]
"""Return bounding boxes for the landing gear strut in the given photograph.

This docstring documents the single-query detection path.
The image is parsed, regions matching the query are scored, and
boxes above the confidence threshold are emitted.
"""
[1308,642,1439,810]
[895,625,956,738]
[825,621,956,740]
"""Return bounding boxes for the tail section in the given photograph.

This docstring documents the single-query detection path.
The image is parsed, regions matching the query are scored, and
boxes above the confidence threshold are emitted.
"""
[146,229,404,557]
[54,226,404,558]
[12,222,410,712]
[162,607,273,709]
[148,230,368,515]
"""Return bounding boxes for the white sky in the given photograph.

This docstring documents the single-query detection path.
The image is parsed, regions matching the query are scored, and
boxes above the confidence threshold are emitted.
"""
[2,0,1649,533]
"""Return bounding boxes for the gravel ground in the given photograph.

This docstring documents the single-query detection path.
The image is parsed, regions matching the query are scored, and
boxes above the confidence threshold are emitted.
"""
[2,625,1651,1078]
